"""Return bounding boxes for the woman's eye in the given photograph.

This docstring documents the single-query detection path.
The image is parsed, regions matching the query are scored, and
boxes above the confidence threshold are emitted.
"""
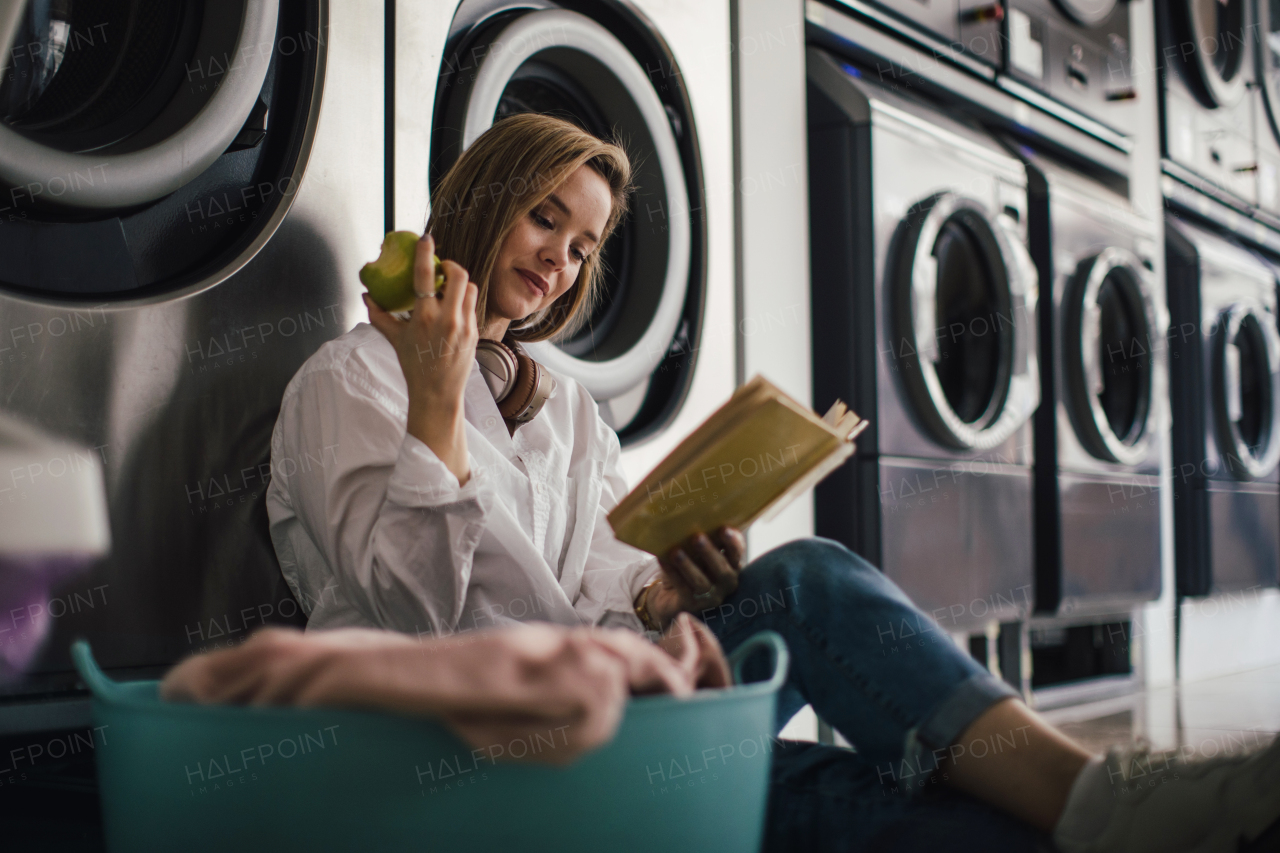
[571,247,586,262]
[533,212,553,229]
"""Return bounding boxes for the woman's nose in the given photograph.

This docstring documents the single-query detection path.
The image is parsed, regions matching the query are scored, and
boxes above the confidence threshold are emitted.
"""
[541,241,569,270]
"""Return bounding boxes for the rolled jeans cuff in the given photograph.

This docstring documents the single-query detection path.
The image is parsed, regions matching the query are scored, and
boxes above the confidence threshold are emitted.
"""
[900,672,1019,796]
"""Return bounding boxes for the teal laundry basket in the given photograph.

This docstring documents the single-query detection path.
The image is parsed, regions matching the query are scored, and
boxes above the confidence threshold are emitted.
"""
[72,631,788,853]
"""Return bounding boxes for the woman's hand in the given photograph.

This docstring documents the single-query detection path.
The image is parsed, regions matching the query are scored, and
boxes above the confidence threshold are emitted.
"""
[365,233,478,484]
[644,526,747,630]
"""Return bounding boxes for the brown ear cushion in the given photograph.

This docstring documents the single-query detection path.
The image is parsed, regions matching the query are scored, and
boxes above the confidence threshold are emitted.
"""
[497,345,539,420]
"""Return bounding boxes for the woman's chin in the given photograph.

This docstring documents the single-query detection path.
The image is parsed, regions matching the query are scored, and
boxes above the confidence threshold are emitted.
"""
[502,295,543,321]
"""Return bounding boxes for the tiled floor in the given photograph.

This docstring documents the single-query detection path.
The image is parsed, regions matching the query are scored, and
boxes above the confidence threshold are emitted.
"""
[1041,662,1280,757]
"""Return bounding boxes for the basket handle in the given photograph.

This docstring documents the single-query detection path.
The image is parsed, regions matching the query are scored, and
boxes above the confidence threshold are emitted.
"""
[725,630,790,690]
[71,639,120,700]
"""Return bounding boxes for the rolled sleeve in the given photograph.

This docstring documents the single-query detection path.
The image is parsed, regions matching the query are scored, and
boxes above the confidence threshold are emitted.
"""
[387,434,487,508]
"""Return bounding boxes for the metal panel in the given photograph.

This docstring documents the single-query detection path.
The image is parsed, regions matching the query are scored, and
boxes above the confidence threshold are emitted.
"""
[1058,473,1163,606]
[1207,484,1280,590]
[878,456,1033,629]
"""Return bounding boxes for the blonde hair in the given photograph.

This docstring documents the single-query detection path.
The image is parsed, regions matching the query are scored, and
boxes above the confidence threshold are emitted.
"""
[426,113,634,343]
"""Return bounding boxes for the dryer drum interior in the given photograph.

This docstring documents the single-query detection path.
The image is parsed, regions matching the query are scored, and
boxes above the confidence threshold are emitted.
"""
[1212,302,1280,479]
[1063,249,1155,465]
[890,192,1037,451]
[0,0,323,297]
[1169,0,1249,107]
[430,8,698,441]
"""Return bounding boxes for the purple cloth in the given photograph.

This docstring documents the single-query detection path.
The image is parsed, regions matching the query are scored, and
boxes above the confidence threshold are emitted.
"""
[0,555,94,681]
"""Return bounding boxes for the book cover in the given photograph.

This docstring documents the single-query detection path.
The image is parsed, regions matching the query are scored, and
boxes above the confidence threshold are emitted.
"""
[607,375,865,557]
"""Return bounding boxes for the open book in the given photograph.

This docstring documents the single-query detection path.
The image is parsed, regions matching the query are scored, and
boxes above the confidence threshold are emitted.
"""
[607,375,867,557]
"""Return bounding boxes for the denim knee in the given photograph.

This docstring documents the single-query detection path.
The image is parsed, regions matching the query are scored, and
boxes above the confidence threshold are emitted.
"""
[740,536,909,614]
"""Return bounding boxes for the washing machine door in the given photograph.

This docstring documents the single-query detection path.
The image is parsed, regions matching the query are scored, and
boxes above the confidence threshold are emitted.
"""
[0,0,278,209]
[1257,0,1280,140]
[1053,0,1119,27]
[1063,248,1157,465]
[431,8,695,437]
[1211,300,1280,480]
[1168,0,1249,108]
[890,192,1040,451]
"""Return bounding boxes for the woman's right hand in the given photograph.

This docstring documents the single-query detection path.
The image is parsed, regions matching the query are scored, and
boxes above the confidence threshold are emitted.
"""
[365,233,479,484]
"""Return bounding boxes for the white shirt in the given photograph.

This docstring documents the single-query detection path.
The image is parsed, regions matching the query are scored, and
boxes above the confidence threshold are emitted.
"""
[266,323,660,637]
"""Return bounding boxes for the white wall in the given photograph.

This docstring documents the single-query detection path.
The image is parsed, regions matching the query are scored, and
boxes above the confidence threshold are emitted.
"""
[732,0,815,562]
[1125,0,1179,691]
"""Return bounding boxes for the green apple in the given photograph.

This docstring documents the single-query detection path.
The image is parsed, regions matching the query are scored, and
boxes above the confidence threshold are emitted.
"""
[359,231,444,312]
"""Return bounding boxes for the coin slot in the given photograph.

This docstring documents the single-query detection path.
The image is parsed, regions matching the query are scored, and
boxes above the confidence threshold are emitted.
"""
[1066,59,1089,90]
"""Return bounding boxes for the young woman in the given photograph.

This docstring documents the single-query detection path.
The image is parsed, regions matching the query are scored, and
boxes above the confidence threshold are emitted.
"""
[265,113,1279,852]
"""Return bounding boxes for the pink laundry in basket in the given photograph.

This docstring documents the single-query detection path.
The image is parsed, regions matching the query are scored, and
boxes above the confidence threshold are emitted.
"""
[161,611,732,763]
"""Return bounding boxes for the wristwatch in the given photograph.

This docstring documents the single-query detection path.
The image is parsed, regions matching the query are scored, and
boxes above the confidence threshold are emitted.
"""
[634,577,663,633]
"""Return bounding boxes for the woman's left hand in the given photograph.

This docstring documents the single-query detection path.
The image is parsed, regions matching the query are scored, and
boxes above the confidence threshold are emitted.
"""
[645,525,747,629]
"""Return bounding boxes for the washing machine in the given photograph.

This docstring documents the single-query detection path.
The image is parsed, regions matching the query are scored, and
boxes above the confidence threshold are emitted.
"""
[1166,214,1280,595]
[391,0,735,485]
[808,47,1041,629]
[1021,152,1166,615]
[0,0,383,697]
[1253,0,1280,216]
[1001,0,1139,135]
[1157,0,1258,205]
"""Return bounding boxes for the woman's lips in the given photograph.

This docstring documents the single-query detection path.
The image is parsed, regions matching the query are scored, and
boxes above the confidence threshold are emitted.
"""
[517,269,548,297]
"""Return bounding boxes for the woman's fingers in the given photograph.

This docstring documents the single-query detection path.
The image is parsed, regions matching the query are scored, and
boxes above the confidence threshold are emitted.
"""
[656,566,694,602]
[658,613,732,689]
[413,234,437,297]
[661,546,714,595]
[587,628,694,697]
[462,280,479,323]
[712,525,747,570]
[363,294,398,337]
[439,260,470,316]
[685,532,739,597]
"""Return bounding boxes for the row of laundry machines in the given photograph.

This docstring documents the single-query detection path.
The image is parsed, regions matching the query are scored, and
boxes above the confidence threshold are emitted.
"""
[0,0,1278,713]
[805,0,1280,689]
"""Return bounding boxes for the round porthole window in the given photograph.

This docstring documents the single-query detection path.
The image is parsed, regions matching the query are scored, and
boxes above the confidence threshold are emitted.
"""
[1167,0,1248,108]
[0,0,324,298]
[1212,301,1280,480]
[1255,0,1280,143]
[1053,0,1119,27]
[432,8,699,438]
[890,192,1040,451]
[0,0,279,209]
[1063,248,1156,465]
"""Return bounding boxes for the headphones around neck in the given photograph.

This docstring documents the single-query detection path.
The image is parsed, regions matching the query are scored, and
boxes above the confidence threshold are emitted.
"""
[475,338,557,424]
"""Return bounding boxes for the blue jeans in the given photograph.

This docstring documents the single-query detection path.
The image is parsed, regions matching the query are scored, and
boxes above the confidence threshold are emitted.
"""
[700,537,1050,852]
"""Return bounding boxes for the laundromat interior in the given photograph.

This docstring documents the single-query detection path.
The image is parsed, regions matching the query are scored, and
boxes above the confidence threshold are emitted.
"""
[3,0,1280,850]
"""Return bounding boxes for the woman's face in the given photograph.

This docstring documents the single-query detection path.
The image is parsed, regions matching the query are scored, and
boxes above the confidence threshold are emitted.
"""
[485,164,612,336]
